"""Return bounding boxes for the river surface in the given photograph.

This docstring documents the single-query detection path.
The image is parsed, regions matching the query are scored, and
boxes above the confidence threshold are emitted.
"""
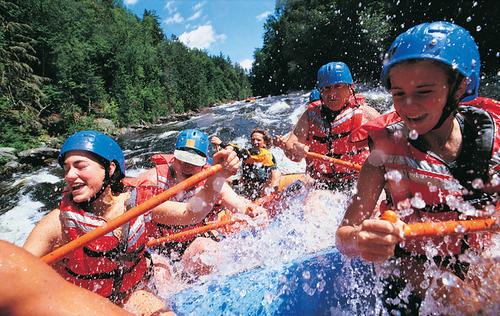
[0,86,391,245]
[1,87,498,315]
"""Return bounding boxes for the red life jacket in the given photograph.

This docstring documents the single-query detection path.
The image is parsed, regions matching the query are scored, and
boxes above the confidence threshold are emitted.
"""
[305,95,369,183]
[55,193,153,303]
[367,97,500,256]
[144,154,222,254]
[308,99,322,109]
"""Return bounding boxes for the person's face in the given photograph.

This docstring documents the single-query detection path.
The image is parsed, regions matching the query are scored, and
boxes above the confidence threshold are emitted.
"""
[251,132,267,148]
[63,151,112,203]
[320,84,352,111]
[389,61,450,135]
[177,160,203,178]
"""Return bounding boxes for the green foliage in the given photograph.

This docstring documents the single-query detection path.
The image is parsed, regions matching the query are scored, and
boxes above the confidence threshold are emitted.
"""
[0,0,251,149]
[252,0,500,96]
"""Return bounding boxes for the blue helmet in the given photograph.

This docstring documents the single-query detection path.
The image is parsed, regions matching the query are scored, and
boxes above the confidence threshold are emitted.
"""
[381,21,480,101]
[317,62,354,88]
[309,88,321,102]
[175,129,209,157]
[58,130,126,176]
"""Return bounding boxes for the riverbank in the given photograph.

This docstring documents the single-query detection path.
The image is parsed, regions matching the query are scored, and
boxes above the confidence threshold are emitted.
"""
[0,108,206,179]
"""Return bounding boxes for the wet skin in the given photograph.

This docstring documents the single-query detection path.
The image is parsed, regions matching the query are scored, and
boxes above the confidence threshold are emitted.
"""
[389,61,450,135]
[63,151,115,204]
[320,83,352,112]
[251,132,267,148]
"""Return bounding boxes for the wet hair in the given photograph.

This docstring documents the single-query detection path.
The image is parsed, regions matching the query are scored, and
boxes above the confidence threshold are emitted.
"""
[251,129,272,147]
[91,154,125,195]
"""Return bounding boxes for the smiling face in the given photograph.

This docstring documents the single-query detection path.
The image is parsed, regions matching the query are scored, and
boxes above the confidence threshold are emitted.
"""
[389,61,451,135]
[63,151,113,203]
[320,83,352,112]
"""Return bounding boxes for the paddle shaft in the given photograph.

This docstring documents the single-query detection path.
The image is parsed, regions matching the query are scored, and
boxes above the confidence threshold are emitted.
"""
[42,164,223,264]
[305,152,362,171]
[146,218,245,248]
[381,210,499,238]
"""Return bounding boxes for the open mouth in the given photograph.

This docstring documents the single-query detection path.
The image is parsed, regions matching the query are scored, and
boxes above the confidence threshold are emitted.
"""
[71,183,85,194]
[406,113,427,124]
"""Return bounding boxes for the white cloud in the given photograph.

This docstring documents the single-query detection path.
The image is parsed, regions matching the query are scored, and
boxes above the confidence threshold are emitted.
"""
[239,59,253,71]
[164,12,184,24]
[193,1,206,11]
[255,11,271,21]
[124,0,139,5]
[164,1,176,13]
[256,11,271,21]
[187,10,202,22]
[179,24,226,49]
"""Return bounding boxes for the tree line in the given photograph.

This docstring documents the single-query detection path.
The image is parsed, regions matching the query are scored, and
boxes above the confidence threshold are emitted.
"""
[0,0,251,150]
[251,0,500,96]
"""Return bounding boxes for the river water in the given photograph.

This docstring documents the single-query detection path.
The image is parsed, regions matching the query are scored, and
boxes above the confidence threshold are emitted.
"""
[1,87,497,315]
[0,87,391,245]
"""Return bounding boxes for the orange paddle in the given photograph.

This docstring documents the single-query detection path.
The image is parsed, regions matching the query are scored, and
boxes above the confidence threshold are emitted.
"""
[42,164,223,264]
[306,152,362,171]
[381,210,499,238]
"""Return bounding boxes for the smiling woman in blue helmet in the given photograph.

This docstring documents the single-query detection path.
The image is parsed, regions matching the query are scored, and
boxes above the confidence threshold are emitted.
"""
[21,130,240,315]
[336,22,500,314]
[282,61,380,190]
[22,131,170,314]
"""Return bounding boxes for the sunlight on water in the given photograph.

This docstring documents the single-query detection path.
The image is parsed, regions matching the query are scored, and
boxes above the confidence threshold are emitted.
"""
[0,195,45,245]
[267,100,291,115]
[1,91,498,315]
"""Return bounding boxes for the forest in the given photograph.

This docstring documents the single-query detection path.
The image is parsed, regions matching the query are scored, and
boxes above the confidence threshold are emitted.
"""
[0,0,251,150]
[1,0,499,151]
[251,0,499,96]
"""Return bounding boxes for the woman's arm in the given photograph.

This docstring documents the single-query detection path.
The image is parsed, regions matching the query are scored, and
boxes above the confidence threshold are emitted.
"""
[335,157,403,262]
[218,183,268,220]
[264,168,281,194]
[23,209,64,257]
[1,240,132,316]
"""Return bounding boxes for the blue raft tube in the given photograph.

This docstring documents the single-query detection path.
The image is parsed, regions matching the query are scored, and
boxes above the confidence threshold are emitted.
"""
[164,187,377,315]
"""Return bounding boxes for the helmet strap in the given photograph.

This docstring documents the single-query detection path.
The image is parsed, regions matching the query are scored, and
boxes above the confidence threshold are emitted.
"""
[432,74,461,131]
[76,163,111,211]
[349,85,361,107]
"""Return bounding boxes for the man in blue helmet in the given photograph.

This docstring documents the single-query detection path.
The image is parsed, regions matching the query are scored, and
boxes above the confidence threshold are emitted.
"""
[337,21,500,314]
[282,61,380,190]
[132,129,267,276]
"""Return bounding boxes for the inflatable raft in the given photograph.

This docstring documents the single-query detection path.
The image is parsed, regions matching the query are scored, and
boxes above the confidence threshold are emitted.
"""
[169,248,375,315]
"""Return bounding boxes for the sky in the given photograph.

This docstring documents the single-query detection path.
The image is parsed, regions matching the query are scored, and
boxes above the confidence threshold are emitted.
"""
[123,0,276,70]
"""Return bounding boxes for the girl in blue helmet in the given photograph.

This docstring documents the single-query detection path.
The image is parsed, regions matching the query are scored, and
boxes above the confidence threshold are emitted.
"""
[22,130,241,314]
[337,22,500,314]
[282,61,380,190]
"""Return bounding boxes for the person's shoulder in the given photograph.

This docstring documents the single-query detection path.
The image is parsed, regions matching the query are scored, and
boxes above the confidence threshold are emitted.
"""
[359,104,381,119]
[48,208,62,218]
[151,153,173,165]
